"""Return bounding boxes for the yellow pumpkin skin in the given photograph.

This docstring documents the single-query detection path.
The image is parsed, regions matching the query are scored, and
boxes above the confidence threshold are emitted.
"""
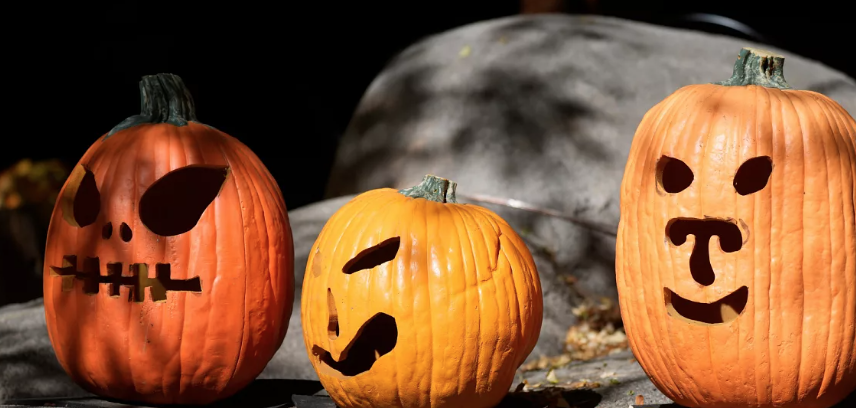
[616,48,856,408]
[301,175,543,408]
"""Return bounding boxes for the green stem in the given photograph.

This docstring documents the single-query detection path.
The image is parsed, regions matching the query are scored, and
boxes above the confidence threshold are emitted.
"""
[105,73,199,138]
[399,174,458,203]
[713,47,791,89]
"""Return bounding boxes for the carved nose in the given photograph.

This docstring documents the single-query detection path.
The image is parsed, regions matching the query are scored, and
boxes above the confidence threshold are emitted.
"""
[666,218,743,286]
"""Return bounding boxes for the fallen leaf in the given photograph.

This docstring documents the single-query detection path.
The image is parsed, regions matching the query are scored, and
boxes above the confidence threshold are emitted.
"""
[459,46,471,58]
[546,369,559,384]
[566,379,601,389]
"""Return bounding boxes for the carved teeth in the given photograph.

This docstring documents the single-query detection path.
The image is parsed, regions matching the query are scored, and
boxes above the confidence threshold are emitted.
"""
[48,255,201,302]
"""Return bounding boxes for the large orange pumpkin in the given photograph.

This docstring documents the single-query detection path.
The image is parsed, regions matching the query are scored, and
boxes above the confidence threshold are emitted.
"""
[43,73,294,405]
[616,47,856,408]
[301,174,543,408]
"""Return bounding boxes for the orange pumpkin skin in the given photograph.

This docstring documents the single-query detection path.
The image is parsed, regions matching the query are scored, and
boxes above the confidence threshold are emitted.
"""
[616,48,856,408]
[43,74,294,405]
[301,175,543,408]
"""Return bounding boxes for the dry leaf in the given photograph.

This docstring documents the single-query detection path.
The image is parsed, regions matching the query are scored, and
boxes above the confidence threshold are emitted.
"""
[458,46,471,58]
[546,369,559,384]
[566,379,601,389]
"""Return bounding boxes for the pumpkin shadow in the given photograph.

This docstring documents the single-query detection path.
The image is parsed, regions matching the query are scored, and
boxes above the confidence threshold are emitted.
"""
[497,387,602,408]
[833,389,856,408]
[186,379,325,408]
[70,379,326,408]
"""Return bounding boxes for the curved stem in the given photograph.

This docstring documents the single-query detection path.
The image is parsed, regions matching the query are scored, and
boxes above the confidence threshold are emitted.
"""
[398,174,457,203]
[106,73,199,138]
[714,47,791,89]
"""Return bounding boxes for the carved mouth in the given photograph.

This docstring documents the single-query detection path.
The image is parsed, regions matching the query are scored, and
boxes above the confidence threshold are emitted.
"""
[49,255,201,302]
[664,286,749,326]
[311,312,398,378]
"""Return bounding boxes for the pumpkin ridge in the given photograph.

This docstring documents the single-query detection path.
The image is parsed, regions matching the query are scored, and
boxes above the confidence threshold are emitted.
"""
[796,91,838,398]
[232,135,294,343]
[208,136,253,390]
[647,86,706,401]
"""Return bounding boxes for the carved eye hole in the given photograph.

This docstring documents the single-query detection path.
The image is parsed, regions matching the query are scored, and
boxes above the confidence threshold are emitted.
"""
[60,164,101,227]
[139,165,230,236]
[657,156,694,194]
[734,156,773,195]
[342,237,401,274]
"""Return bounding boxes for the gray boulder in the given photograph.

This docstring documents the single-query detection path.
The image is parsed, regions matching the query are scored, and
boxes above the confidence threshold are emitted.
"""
[324,14,856,357]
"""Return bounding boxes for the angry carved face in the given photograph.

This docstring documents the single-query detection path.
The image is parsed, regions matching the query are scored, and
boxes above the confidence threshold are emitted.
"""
[48,162,229,303]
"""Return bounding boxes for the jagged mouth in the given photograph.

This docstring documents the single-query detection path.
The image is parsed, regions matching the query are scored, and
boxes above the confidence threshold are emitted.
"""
[664,286,749,326]
[311,312,398,378]
[49,254,201,302]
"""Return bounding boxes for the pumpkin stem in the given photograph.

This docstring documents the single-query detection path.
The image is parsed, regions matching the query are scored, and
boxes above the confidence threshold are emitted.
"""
[105,73,199,138]
[714,47,792,89]
[398,174,458,203]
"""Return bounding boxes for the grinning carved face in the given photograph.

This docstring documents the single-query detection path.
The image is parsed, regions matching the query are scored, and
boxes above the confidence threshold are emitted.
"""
[657,155,773,325]
[49,163,229,303]
[310,237,400,377]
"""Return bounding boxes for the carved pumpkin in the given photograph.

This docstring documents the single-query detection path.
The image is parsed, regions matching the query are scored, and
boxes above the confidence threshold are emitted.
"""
[42,74,294,405]
[301,175,542,408]
[616,48,856,408]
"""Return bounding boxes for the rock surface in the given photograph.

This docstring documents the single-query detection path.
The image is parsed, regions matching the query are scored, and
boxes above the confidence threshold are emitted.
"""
[0,294,662,407]
[325,13,856,358]
[1,294,854,406]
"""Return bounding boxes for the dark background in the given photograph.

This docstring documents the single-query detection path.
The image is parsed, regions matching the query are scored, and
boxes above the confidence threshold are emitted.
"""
[6,0,853,210]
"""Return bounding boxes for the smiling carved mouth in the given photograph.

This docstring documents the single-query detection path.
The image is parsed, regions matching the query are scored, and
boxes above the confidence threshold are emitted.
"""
[311,312,398,378]
[664,286,749,326]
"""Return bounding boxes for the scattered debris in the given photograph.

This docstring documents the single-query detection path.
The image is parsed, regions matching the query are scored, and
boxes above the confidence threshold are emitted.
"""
[459,45,471,58]
[521,297,629,372]
[501,386,601,408]
[635,394,645,405]
[567,379,601,389]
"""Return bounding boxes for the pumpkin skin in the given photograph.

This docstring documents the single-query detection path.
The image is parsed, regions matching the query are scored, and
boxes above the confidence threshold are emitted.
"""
[43,74,294,405]
[301,175,543,408]
[616,48,856,408]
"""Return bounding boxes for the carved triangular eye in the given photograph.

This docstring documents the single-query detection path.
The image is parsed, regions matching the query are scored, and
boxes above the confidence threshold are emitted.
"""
[139,165,229,236]
[60,164,101,227]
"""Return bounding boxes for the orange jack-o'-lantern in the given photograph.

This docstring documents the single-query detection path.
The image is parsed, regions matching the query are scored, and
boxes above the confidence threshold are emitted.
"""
[616,48,856,408]
[301,175,543,408]
[43,74,294,405]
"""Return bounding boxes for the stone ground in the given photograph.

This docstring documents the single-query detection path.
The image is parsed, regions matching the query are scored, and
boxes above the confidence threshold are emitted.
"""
[0,296,668,407]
